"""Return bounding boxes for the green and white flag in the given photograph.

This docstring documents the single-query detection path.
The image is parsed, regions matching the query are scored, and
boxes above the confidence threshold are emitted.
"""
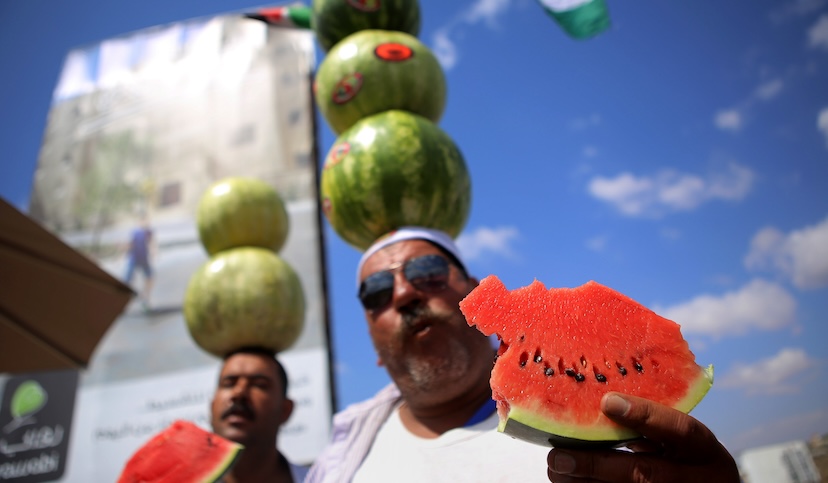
[537,0,610,39]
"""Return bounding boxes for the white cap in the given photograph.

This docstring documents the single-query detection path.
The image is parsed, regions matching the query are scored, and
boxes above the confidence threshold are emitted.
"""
[356,226,468,288]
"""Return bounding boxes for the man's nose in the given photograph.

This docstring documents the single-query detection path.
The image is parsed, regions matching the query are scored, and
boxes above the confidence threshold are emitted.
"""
[391,270,421,309]
[229,381,250,400]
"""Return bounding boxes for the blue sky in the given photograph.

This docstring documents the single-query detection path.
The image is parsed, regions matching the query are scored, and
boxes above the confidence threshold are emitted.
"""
[2,0,828,457]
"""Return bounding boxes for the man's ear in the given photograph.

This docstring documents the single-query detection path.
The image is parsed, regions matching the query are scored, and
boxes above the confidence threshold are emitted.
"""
[280,399,295,425]
[376,356,384,367]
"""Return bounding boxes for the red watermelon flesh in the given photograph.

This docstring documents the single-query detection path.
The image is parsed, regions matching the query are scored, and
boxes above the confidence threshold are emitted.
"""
[459,276,713,447]
[117,420,242,483]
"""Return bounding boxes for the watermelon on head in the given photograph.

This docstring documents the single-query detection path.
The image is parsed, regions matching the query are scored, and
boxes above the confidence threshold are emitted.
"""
[459,276,714,448]
[320,110,471,251]
[183,246,305,357]
[315,29,446,135]
[312,0,421,52]
[117,420,241,483]
[196,177,289,256]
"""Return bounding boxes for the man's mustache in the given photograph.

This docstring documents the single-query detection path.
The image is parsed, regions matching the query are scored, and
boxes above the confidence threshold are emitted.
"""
[401,305,451,332]
[222,401,255,421]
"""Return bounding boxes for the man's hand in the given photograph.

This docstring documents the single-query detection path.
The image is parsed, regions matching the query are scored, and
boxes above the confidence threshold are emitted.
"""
[547,392,740,483]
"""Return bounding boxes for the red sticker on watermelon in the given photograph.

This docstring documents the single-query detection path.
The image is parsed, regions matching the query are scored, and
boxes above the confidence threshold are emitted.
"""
[322,197,333,217]
[332,73,363,104]
[326,142,350,168]
[347,0,381,12]
[374,43,414,62]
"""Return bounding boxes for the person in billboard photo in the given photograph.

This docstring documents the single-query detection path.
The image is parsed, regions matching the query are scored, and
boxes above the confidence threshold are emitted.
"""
[123,213,155,309]
[211,347,307,483]
[305,227,740,483]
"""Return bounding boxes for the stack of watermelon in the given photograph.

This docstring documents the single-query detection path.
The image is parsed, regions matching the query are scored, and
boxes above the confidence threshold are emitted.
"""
[312,0,471,251]
[183,177,305,357]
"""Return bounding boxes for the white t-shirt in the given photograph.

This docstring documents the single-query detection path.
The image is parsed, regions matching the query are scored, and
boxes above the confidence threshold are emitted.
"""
[352,404,551,482]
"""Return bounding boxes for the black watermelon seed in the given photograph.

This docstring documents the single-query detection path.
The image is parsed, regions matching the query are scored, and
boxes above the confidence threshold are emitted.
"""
[634,361,644,373]
[565,368,576,378]
[595,373,607,383]
[519,352,529,367]
[544,367,554,377]
[533,350,543,363]
[574,373,586,382]
[618,365,628,376]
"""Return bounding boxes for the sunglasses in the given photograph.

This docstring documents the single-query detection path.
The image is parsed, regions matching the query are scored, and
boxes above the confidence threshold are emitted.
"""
[358,254,452,311]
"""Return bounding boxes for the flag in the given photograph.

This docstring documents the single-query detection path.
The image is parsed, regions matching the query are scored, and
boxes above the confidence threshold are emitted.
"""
[245,5,311,29]
[537,0,610,39]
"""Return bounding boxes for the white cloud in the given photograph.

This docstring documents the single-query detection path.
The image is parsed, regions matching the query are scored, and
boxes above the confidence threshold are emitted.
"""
[719,348,818,395]
[582,146,599,158]
[587,163,754,218]
[429,0,515,70]
[653,279,797,338]
[432,28,458,70]
[569,113,603,131]
[463,0,513,26]
[659,227,681,240]
[335,360,350,375]
[769,0,828,23]
[744,217,828,289]
[818,107,828,148]
[715,109,743,131]
[808,14,828,50]
[457,226,520,261]
[585,235,608,252]
[754,78,784,100]
[714,78,788,133]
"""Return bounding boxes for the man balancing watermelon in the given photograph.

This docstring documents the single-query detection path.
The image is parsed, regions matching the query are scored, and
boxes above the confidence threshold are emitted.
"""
[305,227,739,482]
[210,347,307,483]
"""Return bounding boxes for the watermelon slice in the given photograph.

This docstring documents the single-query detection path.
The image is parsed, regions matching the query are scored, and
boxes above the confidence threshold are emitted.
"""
[117,420,242,483]
[459,276,713,448]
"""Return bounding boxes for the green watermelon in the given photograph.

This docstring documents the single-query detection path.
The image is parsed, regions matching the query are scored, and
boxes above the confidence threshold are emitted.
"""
[315,29,446,135]
[117,420,242,483]
[459,276,713,448]
[312,0,421,52]
[320,110,471,251]
[183,247,305,357]
[196,177,289,256]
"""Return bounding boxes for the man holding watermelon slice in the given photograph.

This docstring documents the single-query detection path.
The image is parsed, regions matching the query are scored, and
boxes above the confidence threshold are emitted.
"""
[306,227,739,482]
[210,347,307,483]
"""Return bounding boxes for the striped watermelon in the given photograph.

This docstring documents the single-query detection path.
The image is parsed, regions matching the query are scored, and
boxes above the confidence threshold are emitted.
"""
[320,110,471,251]
[312,0,421,52]
[183,247,305,357]
[315,29,446,135]
[196,177,289,256]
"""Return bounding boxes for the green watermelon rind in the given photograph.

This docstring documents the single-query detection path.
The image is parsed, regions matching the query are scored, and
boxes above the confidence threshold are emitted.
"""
[315,29,446,135]
[500,365,714,446]
[312,0,421,52]
[204,444,242,483]
[320,110,471,251]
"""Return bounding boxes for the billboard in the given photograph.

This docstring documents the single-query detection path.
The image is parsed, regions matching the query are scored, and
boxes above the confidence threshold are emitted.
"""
[1,6,331,481]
